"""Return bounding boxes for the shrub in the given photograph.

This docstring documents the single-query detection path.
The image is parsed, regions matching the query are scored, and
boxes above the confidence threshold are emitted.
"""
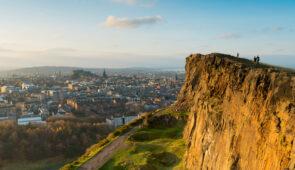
[144,114,178,129]
[147,152,179,167]
[0,160,4,168]
[128,131,159,142]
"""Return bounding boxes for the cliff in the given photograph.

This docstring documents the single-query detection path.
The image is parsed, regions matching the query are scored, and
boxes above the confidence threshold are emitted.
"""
[176,53,295,170]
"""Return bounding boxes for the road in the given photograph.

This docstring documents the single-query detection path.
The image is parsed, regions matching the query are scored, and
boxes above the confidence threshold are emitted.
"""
[78,125,141,170]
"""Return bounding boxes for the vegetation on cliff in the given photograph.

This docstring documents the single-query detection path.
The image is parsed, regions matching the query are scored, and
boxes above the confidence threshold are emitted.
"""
[61,110,160,170]
[100,111,187,170]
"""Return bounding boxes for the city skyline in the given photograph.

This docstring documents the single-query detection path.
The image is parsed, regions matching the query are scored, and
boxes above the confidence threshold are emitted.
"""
[0,0,294,69]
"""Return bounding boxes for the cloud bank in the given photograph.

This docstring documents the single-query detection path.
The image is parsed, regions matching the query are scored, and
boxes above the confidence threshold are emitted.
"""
[0,47,185,69]
[264,27,284,32]
[98,16,163,29]
[216,33,241,39]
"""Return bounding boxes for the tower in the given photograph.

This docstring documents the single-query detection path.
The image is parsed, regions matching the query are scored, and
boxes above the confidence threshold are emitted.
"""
[103,69,107,78]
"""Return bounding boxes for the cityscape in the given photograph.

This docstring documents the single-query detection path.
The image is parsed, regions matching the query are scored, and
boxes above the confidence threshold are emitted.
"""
[0,68,184,126]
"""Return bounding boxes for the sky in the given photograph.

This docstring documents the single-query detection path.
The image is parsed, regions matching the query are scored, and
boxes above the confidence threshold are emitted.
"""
[0,0,294,70]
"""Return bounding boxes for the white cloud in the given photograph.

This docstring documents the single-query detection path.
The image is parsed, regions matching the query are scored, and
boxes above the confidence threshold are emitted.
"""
[98,16,163,29]
[216,33,241,39]
[44,48,77,52]
[109,0,157,6]
[264,27,284,32]
[110,0,135,5]
[271,27,283,31]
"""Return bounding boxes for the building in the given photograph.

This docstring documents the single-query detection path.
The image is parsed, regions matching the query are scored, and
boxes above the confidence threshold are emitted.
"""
[0,105,15,115]
[67,99,78,110]
[0,96,6,104]
[1,86,15,94]
[17,117,45,125]
[68,83,79,90]
[22,83,35,90]
[48,90,58,97]
[106,114,140,128]
[0,117,8,121]
[31,93,45,101]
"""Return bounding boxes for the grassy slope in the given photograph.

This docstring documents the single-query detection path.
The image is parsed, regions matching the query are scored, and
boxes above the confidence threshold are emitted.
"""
[61,110,161,170]
[2,156,73,170]
[210,53,295,74]
[100,121,187,170]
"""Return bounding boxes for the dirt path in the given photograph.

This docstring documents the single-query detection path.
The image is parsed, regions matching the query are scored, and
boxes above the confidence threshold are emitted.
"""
[78,125,141,170]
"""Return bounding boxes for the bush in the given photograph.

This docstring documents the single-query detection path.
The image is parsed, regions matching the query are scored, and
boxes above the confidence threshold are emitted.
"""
[160,108,189,121]
[144,114,178,129]
[0,160,4,168]
[128,131,159,142]
[147,152,179,167]
[114,160,158,170]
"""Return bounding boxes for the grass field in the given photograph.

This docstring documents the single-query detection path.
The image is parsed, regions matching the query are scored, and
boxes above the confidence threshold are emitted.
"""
[100,122,187,170]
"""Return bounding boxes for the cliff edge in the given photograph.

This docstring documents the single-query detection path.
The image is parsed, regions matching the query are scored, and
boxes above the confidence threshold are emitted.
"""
[176,53,295,170]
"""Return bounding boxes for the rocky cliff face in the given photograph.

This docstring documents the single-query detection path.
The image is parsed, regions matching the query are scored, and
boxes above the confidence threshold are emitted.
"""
[176,53,295,170]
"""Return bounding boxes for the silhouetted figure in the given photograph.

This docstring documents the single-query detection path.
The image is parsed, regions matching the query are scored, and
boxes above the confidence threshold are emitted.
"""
[237,53,239,58]
[253,56,257,63]
[257,56,260,64]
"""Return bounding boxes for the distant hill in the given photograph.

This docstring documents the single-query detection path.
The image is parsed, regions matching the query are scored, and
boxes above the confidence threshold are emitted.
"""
[69,70,98,80]
[0,66,81,76]
[0,66,184,77]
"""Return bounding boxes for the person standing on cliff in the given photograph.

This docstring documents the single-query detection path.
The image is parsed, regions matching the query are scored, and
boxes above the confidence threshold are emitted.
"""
[237,53,239,58]
[257,56,260,64]
[253,56,257,63]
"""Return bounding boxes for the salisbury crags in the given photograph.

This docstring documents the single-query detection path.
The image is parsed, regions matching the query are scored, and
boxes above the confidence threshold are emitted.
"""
[176,53,295,170]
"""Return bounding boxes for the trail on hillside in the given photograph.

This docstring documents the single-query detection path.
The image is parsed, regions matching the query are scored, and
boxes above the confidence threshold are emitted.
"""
[78,125,141,170]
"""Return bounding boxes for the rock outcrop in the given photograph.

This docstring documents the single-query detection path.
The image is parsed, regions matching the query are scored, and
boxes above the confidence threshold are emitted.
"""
[176,53,295,170]
[70,70,98,80]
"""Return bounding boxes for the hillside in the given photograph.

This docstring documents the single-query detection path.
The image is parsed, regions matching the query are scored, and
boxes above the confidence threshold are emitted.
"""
[64,53,295,170]
[69,70,98,80]
[0,66,81,75]
[176,53,295,169]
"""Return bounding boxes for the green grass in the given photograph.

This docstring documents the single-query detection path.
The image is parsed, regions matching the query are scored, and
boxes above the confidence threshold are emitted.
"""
[128,124,185,141]
[100,122,187,170]
[61,110,161,170]
[61,137,119,170]
[2,156,73,170]
[209,53,295,74]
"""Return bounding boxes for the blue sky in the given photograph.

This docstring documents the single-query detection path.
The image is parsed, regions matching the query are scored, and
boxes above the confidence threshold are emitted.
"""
[0,0,294,69]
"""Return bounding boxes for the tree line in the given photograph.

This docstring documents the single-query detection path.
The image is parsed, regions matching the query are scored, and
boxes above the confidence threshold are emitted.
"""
[0,116,113,167]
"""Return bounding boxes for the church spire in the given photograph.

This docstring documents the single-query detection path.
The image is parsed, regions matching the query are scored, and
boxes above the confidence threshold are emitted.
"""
[103,69,107,78]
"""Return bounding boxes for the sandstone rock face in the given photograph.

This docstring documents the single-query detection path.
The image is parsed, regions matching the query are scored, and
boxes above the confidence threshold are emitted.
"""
[177,53,295,170]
